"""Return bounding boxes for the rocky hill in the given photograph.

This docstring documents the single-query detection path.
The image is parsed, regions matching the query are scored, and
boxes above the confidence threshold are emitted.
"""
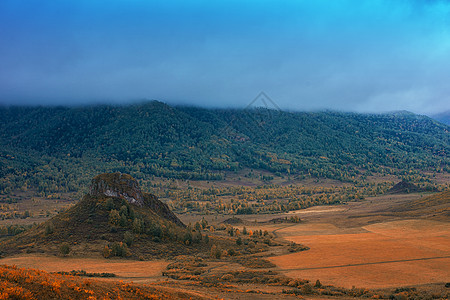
[89,173,184,226]
[0,173,208,259]
[388,180,425,194]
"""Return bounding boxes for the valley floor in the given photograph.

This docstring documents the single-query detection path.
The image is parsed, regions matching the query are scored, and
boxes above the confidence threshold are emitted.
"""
[1,192,449,299]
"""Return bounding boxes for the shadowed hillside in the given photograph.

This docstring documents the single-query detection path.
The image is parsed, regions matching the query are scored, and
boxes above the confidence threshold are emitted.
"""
[387,180,432,194]
[391,190,450,220]
[0,173,212,259]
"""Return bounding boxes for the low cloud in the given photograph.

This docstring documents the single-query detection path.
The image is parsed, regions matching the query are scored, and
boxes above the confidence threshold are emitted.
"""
[0,0,449,114]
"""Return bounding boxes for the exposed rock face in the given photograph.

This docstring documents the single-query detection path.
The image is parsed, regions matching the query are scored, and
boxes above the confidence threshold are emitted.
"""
[89,173,145,206]
[89,172,185,227]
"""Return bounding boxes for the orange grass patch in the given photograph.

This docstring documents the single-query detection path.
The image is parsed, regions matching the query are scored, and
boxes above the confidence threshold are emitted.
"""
[269,220,450,289]
[0,255,168,282]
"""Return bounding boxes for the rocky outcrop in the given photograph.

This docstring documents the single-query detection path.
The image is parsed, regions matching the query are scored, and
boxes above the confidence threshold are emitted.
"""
[89,172,185,227]
[89,173,145,206]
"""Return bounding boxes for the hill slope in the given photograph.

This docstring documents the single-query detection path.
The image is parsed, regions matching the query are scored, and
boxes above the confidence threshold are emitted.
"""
[391,190,450,220]
[0,101,449,194]
[0,264,208,300]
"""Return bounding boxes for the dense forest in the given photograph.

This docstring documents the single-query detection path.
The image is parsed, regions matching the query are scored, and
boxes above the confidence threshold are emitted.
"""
[0,101,449,195]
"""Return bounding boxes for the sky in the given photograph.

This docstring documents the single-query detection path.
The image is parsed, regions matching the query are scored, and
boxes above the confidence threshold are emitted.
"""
[0,0,450,114]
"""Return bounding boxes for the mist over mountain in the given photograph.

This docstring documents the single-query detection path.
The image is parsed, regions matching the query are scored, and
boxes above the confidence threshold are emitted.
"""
[432,111,450,126]
[1,1,450,114]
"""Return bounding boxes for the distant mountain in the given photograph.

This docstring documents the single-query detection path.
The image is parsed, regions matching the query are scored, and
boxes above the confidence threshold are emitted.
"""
[0,101,449,194]
[431,111,450,126]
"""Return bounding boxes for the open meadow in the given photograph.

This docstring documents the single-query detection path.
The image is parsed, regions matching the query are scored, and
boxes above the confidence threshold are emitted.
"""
[269,219,449,289]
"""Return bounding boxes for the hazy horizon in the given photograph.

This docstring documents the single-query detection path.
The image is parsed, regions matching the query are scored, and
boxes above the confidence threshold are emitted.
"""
[1,0,450,115]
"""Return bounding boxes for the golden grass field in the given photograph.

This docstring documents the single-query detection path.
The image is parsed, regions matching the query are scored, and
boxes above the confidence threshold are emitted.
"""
[269,219,450,289]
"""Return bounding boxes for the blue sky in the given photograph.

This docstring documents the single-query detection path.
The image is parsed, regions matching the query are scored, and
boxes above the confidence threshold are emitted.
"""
[0,0,449,114]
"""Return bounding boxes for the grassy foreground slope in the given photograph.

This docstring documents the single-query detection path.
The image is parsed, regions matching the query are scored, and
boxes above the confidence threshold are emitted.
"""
[0,264,207,300]
[0,101,449,195]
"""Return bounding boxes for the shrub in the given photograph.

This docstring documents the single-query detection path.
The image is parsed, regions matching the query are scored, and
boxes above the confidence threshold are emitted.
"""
[109,210,120,226]
[105,198,115,210]
[103,242,128,258]
[132,218,144,233]
[123,231,134,246]
[111,242,128,257]
[315,279,322,288]
[301,283,313,294]
[183,232,193,245]
[221,274,234,281]
[102,245,112,258]
[119,205,129,217]
[119,213,128,227]
[210,245,222,259]
[59,243,70,256]
[45,223,54,235]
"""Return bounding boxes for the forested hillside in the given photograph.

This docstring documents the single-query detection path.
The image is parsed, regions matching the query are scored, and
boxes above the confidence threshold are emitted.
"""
[1,101,449,195]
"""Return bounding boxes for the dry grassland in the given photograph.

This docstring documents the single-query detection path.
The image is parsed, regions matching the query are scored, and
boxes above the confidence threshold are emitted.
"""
[0,255,168,283]
[269,219,450,289]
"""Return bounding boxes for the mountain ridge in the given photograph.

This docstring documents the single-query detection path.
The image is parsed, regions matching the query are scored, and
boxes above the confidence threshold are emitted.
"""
[0,101,449,195]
